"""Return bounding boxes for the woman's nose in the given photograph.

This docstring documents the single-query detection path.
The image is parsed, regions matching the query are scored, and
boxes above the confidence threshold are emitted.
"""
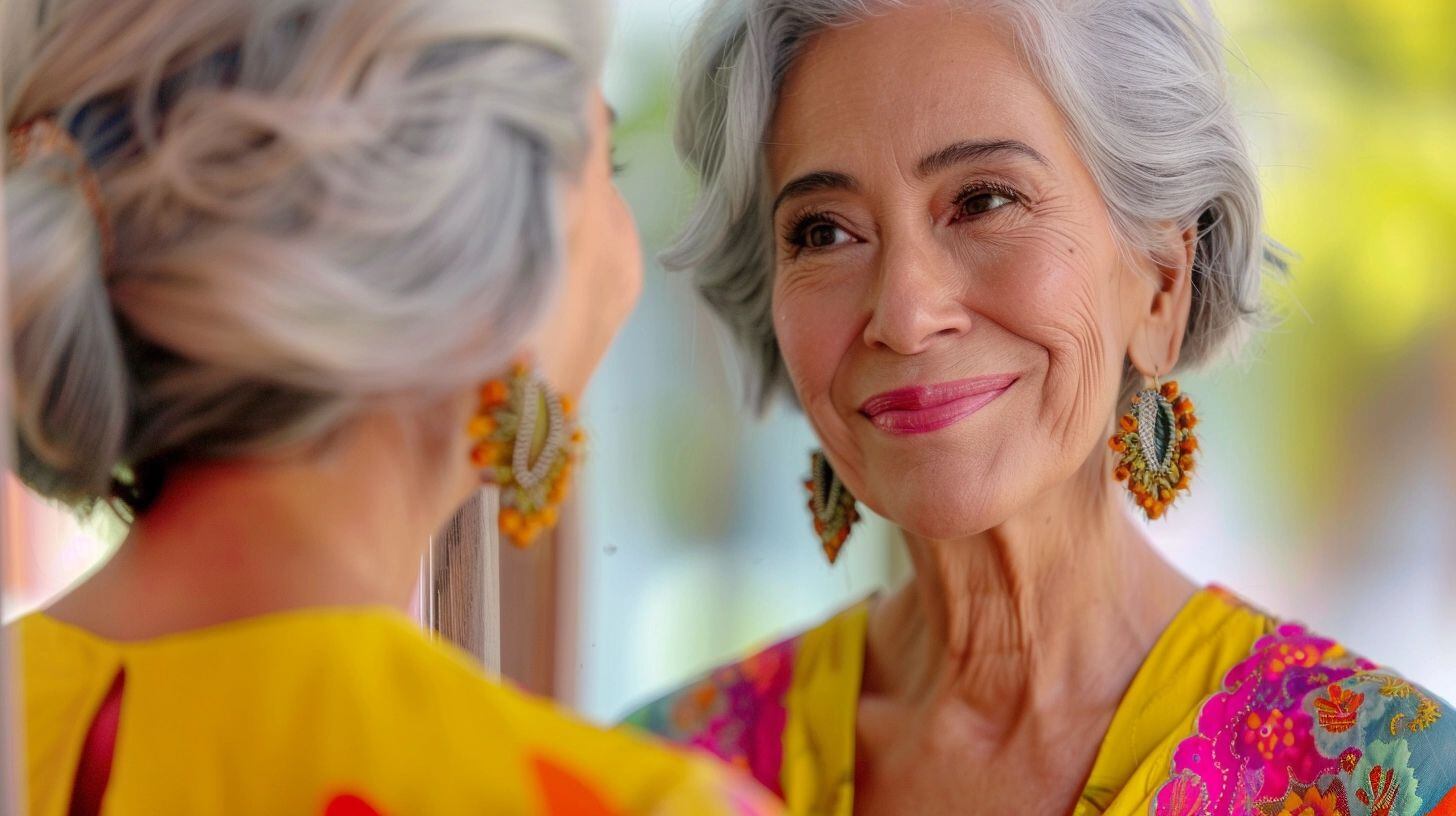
[861,234,974,356]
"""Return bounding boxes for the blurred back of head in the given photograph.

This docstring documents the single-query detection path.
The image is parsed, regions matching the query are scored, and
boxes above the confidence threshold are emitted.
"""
[1,0,604,512]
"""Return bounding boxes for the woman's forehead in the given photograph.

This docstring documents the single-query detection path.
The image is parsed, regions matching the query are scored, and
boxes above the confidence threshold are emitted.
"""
[766,5,1069,185]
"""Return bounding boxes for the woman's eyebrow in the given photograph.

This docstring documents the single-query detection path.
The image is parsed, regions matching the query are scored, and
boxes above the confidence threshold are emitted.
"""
[771,140,1045,217]
[917,138,1048,176]
[771,170,859,217]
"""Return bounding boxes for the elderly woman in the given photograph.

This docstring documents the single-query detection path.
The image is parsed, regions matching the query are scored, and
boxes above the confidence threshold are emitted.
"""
[1,0,783,813]
[627,1,1456,814]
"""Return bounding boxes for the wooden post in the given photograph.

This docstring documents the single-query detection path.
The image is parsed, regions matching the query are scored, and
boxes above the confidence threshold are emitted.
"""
[420,487,502,673]
[415,487,572,697]
[499,520,562,698]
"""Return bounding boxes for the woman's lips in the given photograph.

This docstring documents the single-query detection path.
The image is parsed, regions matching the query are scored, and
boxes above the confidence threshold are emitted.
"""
[859,375,1018,435]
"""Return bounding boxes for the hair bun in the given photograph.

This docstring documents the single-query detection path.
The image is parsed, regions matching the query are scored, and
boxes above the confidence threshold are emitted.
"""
[5,119,130,505]
[4,0,601,513]
[7,119,117,262]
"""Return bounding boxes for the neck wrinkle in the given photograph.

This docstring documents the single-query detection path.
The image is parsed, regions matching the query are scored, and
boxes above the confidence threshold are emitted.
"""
[872,440,1195,738]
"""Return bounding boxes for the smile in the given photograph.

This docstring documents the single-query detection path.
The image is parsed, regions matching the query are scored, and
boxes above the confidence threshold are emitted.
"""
[859,374,1018,435]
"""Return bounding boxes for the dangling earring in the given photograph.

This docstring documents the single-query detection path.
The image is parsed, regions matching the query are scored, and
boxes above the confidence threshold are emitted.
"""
[469,363,583,548]
[1109,378,1198,520]
[804,450,860,565]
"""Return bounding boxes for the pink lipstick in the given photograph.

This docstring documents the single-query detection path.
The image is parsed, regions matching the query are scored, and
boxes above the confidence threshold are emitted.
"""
[859,374,1018,435]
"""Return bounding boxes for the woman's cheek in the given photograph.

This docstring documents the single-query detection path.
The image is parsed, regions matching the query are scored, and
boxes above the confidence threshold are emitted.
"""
[774,290,836,404]
[966,229,1117,441]
[1026,271,1123,449]
[774,263,861,381]
[773,275,867,461]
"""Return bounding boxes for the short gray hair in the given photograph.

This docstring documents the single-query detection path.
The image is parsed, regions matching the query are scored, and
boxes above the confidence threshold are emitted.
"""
[665,0,1286,412]
[4,0,604,509]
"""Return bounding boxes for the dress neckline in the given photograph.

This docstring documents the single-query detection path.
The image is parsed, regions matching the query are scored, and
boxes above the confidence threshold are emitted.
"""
[22,604,412,651]
[797,584,1268,815]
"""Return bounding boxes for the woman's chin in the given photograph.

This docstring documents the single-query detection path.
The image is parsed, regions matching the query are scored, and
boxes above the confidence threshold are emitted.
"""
[868,486,1014,543]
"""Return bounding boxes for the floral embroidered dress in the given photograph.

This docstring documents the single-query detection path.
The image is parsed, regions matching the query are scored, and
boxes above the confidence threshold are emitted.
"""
[624,586,1456,816]
[14,608,780,816]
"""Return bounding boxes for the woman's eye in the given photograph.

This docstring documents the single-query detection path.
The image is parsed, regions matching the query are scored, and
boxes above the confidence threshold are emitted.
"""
[957,192,1015,218]
[803,221,850,247]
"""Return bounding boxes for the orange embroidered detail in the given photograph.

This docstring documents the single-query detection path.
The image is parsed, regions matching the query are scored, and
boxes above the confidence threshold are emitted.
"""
[1354,765,1400,816]
[1267,642,1321,677]
[1274,784,1342,816]
[1243,709,1298,762]
[1313,683,1364,734]
[531,755,624,816]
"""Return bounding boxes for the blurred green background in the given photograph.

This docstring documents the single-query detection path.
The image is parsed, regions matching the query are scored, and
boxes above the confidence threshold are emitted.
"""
[5,0,1455,719]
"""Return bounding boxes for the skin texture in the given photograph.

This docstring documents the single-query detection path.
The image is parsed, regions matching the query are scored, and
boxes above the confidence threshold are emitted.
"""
[47,92,640,640]
[767,5,1200,813]
[535,101,644,400]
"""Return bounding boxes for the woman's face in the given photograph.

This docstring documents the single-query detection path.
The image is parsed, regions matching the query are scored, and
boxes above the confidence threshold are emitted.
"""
[532,90,642,397]
[768,6,1178,539]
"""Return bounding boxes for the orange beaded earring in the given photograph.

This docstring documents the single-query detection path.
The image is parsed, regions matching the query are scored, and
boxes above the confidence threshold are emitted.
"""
[1109,379,1198,520]
[468,364,583,548]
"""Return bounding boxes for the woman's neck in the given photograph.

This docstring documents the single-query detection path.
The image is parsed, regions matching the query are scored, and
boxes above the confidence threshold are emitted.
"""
[45,410,475,641]
[865,447,1197,736]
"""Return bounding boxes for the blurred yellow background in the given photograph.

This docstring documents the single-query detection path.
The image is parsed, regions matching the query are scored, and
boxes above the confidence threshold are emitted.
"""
[5,0,1455,718]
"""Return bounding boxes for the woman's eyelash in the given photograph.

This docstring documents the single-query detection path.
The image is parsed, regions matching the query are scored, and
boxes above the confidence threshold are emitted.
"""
[951,181,1024,216]
[780,183,1021,252]
[782,211,835,248]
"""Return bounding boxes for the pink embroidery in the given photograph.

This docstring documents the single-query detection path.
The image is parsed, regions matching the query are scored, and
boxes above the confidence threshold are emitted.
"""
[647,636,797,797]
[1152,611,1456,816]
[1156,624,1362,811]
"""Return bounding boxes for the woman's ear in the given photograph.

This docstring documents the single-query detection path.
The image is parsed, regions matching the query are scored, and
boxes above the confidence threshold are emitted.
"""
[1127,222,1198,377]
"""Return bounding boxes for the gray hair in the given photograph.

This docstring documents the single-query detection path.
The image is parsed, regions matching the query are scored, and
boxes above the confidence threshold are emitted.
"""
[665,0,1286,412]
[3,0,604,509]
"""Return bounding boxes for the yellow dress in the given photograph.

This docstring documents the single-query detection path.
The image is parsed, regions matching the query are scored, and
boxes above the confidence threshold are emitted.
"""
[626,586,1456,815]
[15,607,780,816]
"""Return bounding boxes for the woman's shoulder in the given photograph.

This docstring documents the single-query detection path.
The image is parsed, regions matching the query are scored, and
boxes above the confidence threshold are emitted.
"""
[308,611,784,814]
[1153,588,1456,815]
[620,598,871,798]
[14,608,778,815]
[322,611,787,814]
